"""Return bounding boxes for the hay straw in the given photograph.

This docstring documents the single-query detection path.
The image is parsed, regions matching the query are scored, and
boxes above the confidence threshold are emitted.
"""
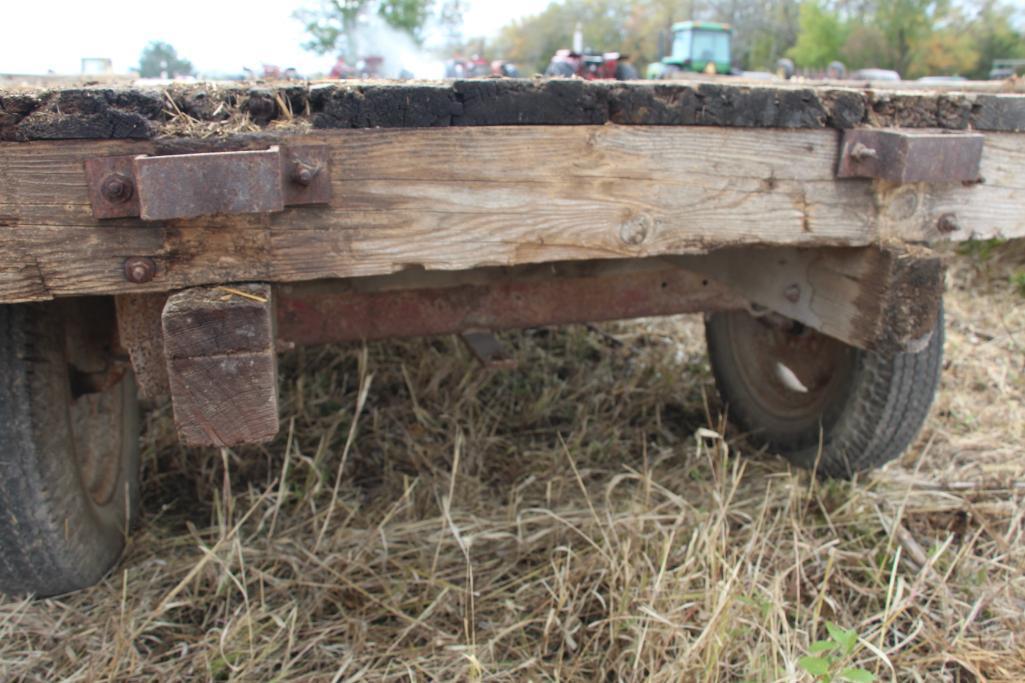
[1,245,1023,680]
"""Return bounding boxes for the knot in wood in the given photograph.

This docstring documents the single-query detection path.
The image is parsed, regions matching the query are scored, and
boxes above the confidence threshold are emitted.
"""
[936,213,962,234]
[619,214,652,246]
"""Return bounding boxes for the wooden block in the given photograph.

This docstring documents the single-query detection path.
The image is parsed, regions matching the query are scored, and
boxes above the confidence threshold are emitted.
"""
[678,245,944,354]
[115,293,170,400]
[162,283,278,447]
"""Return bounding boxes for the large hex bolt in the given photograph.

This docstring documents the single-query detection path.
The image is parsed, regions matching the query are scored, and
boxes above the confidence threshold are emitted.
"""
[101,173,135,204]
[123,257,156,284]
[291,160,320,187]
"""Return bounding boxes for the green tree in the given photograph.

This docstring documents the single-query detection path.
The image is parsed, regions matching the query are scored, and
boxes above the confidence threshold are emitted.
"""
[874,0,946,75]
[137,42,194,78]
[705,0,801,70]
[839,23,890,70]
[967,0,1025,78]
[787,1,849,68]
[295,0,456,57]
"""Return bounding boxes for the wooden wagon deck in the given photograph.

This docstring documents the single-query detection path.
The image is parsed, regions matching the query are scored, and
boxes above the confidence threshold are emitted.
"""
[1,79,1023,305]
[3,78,1023,597]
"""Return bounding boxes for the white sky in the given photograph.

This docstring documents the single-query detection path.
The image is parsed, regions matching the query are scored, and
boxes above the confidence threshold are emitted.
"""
[0,0,553,76]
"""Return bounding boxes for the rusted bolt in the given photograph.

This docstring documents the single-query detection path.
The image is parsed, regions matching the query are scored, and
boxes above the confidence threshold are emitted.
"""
[850,142,878,162]
[101,173,134,203]
[937,213,962,234]
[123,257,156,284]
[291,160,320,187]
[784,284,801,303]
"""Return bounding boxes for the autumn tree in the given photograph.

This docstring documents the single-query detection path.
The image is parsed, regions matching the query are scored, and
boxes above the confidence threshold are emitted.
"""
[493,0,634,74]
[873,0,946,75]
[489,0,1023,79]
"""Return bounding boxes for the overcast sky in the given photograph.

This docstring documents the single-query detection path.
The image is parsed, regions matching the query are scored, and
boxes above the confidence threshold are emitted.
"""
[0,0,554,76]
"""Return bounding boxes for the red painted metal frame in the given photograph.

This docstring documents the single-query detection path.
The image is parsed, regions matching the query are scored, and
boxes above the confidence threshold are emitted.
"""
[116,259,743,398]
[275,260,743,347]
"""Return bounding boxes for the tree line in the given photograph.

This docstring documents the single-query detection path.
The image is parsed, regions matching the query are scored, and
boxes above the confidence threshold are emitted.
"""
[142,0,1025,81]
[490,0,1024,79]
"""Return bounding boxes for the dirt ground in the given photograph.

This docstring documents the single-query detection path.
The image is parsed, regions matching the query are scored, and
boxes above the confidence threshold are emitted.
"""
[1,244,1022,682]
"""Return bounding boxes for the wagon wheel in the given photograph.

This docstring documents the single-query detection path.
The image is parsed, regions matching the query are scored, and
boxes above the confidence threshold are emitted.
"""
[704,305,944,478]
[0,301,140,597]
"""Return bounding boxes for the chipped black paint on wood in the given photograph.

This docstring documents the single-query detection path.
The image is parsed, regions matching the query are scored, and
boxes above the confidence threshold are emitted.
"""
[4,80,1025,141]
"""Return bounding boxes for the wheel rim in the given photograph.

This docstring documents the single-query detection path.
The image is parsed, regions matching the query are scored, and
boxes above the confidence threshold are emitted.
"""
[723,311,857,428]
[69,381,126,508]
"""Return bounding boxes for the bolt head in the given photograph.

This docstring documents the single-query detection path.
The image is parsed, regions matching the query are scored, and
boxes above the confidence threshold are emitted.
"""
[784,284,801,303]
[123,257,156,284]
[849,142,878,162]
[101,174,134,203]
[291,161,318,187]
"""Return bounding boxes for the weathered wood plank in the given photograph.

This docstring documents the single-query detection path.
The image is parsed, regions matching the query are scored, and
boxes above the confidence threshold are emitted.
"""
[0,125,1022,302]
[880,130,1025,241]
[115,293,170,400]
[678,245,944,353]
[162,283,278,447]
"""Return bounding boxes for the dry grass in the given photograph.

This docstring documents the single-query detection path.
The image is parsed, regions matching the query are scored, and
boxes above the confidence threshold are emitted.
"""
[2,246,1024,682]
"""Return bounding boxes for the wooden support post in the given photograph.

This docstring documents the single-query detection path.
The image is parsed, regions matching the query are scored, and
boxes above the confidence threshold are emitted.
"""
[677,246,945,354]
[115,293,170,400]
[162,283,279,447]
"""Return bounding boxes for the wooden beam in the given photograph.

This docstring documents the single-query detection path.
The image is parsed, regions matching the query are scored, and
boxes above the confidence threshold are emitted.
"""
[162,283,278,448]
[115,293,170,400]
[677,246,945,353]
[0,126,1022,303]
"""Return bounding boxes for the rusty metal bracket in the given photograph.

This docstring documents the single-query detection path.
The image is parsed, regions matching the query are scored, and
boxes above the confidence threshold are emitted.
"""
[837,129,983,184]
[460,330,517,370]
[85,145,331,220]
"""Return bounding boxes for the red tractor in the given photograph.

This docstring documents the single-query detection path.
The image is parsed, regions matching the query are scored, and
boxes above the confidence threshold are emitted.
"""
[545,49,638,80]
[329,55,385,80]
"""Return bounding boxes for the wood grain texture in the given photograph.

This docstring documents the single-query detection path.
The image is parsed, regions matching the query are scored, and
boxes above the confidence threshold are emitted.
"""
[162,283,278,447]
[0,126,1022,302]
[879,131,1025,242]
[115,293,170,400]
[679,246,944,353]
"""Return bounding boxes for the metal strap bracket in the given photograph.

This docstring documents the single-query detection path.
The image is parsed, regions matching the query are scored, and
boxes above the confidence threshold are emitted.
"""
[837,129,984,184]
[85,145,331,220]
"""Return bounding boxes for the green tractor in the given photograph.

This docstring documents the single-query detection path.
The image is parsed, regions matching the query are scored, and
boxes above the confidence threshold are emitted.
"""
[646,21,733,79]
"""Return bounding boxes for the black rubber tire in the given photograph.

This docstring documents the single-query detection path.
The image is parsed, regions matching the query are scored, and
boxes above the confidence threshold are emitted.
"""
[0,303,140,597]
[705,307,944,478]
